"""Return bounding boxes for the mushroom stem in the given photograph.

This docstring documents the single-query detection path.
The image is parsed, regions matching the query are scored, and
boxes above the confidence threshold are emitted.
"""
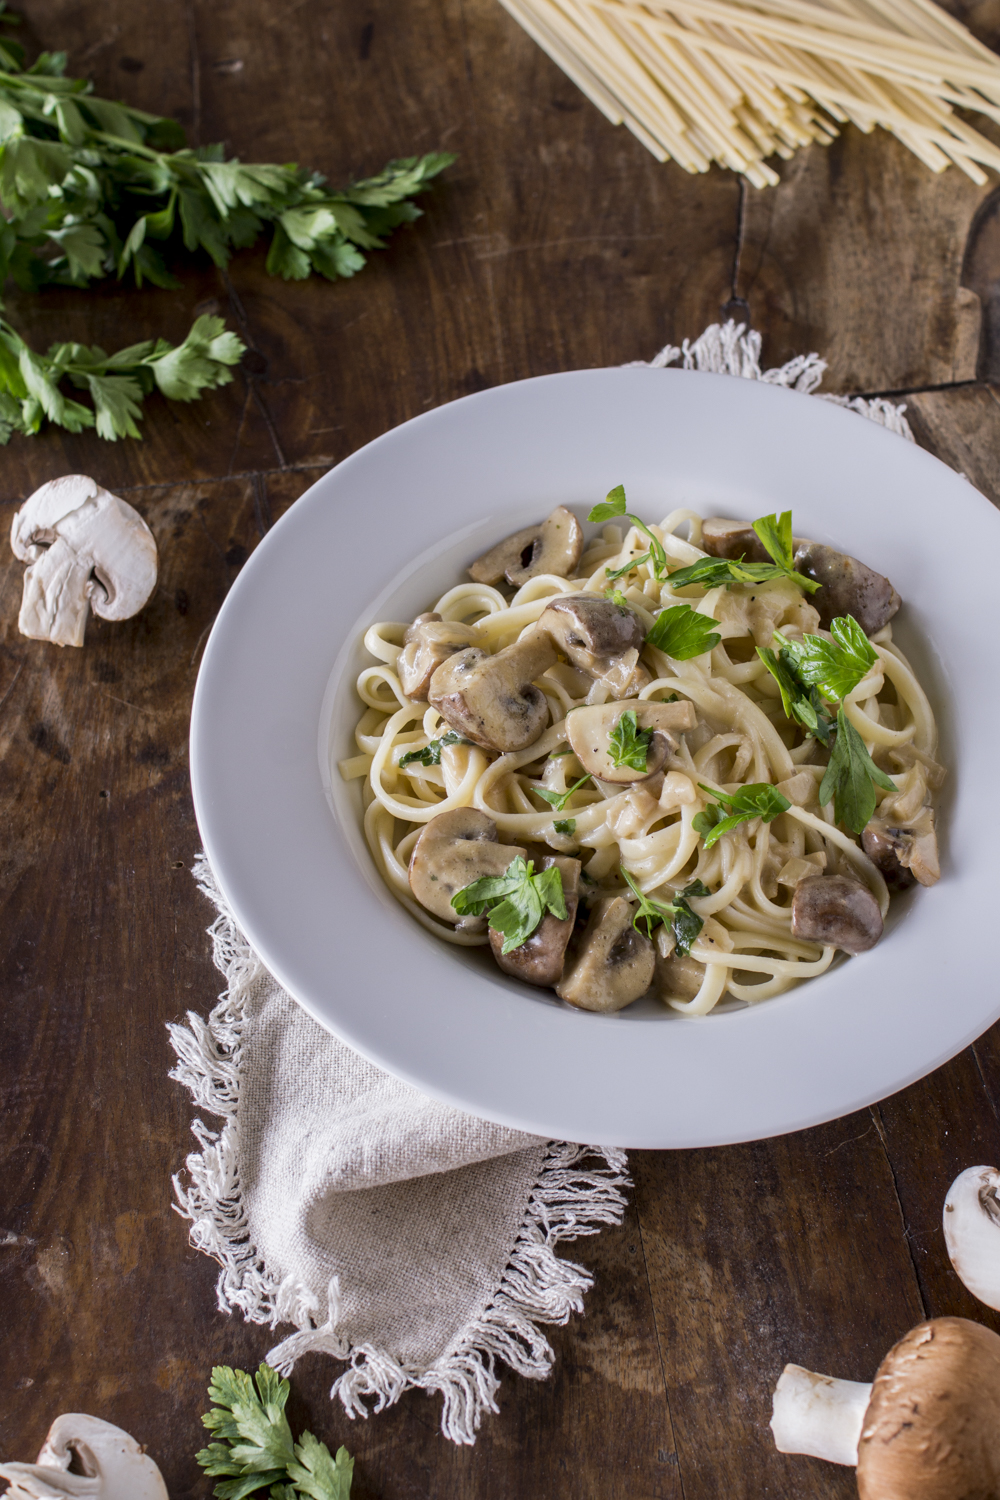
[770,1364,872,1465]
[943,1166,1000,1310]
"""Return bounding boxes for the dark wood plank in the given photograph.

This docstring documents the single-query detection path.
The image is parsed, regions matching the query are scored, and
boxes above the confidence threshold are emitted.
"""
[906,385,1000,505]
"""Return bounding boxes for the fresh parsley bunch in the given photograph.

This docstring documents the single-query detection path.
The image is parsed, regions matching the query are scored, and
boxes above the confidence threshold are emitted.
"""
[452,855,567,952]
[0,25,454,292]
[667,511,820,594]
[693,783,791,847]
[197,1363,353,1500]
[621,868,710,955]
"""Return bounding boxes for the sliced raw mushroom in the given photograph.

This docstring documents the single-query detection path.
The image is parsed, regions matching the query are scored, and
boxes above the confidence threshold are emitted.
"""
[943,1165,1000,1311]
[10,475,158,648]
[790,873,883,953]
[556,894,655,1012]
[701,517,771,562]
[792,542,900,634]
[468,506,584,586]
[408,808,526,925]
[0,1413,168,1499]
[567,698,697,785]
[539,593,646,695]
[428,628,557,752]
[862,809,939,890]
[490,855,580,986]
[398,613,481,701]
[772,1317,1000,1499]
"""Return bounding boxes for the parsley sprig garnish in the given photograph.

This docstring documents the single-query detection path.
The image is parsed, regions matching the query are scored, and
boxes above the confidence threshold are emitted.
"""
[621,868,710,955]
[646,603,721,660]
[589,484,668,580]
[693,782,791,847]
[452,856,568,953]
[608,709,653,772]
[398,731,472,768]
[668,511,820,594]
[197,1363,353,1500]
[535,774,592,812]
[772,616,878,702]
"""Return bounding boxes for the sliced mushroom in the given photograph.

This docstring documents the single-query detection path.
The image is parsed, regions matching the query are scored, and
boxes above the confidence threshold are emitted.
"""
[790,873,883,954]
[408,808,526,924]
[468,506,584,586]
[428,628,557,752]
[943,1165,1000,1311]
[862,808,939,890]
[701,517,771,562]
[539,594,646,695]
[567,698,697,784]
[0,1413,168,1500]
[556,894,655,1012]
[398,613,481,701]
[792,542,900,634]
[10,475,158,648]
[490,855,581,986]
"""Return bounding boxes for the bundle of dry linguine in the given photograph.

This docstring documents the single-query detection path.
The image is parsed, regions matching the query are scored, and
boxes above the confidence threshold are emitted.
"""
[498,0,1000,184]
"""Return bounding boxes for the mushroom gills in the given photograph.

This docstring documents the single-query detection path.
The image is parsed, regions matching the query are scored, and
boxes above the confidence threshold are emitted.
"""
[490,855,581,986]
[943,1165,1000,1311]
[408,808,527,924]
[567,698,696,785]
[556,895,655,1012]
[398,613,481,701]
[468,506,584,586]
[790,874,883,953]
[429,628,557,752]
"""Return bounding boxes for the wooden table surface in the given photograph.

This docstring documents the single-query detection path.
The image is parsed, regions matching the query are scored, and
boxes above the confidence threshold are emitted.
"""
[3,1,1000,1495]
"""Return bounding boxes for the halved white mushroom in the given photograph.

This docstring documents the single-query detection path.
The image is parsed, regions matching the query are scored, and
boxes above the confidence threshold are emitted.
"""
[10,476,158,648]
[468,506,584,586]
[398,613,481,701]
[943,1166,1000,1310]
[408,808,526,925]
[428,628,557,752]
[566,698,697,784]
[790,874,883,953]
[539,594,646,696]
[490,855,581,986]
[556,894,655,1012]
[0,1413,168,1499]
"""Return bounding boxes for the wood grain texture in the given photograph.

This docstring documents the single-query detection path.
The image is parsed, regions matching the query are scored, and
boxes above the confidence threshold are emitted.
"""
[2,0,1000,1497]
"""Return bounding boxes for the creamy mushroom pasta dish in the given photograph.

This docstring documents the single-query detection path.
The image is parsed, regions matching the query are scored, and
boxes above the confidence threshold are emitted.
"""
[339,490,943,1016]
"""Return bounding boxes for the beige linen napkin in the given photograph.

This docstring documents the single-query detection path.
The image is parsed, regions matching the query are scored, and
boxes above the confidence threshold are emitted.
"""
[170,322,912,1444]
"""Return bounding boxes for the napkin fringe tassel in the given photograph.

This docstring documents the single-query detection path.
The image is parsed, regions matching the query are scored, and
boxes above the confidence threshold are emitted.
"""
[169,856,630,1445]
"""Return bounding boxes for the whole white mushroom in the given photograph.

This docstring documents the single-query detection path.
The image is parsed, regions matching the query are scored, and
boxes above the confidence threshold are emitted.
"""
[10,475,158,647]
[0,1413,167,1499]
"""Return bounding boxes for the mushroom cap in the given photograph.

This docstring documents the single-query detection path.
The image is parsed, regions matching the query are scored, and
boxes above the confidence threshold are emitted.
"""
[490,856,581,986]
[428,629,557,752]
[539,593,646,677]
[857,1318,1000,1500]
[556,894,655,1012]
[11,475,157,623]
[468,506,584,586]
[700,517,772,562]
[0,1413,169,1500]
[566,698,695,784]
[790,874,883,954]
[408,808,527,923]
[792,542,900,635]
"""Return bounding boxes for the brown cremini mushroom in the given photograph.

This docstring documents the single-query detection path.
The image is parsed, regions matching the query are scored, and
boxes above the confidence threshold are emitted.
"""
[0,1413,168,1500]
[556,894,655,1012]
[490,855,581,986]
[397,613,481,701]
[701,517,771,562]
[408,808,526,925]
[539,593,646,695]
[772,1318,1000,1500]
[468,506,584,586]
[792,542,900,635]
[428,628,557,752]
[566,698,696,785]
[790,873,883,953]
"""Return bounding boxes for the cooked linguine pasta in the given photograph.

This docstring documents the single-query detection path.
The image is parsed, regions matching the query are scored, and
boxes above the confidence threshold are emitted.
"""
[339,504,942,1016]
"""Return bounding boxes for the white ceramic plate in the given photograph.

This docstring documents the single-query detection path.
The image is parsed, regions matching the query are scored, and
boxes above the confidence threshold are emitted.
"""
[190,367,1000,1148]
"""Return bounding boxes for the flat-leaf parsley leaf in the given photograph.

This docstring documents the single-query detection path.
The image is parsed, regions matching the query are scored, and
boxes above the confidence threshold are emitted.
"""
[819,706,896,834]
[452,856,568,953]
[693,782,791,847]
[621,868,711,956]
[608,709,654,772]
[646,603,721,660]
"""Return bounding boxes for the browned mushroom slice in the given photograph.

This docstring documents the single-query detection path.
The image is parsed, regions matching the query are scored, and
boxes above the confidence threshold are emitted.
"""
[428,628,557,752]
[408,808,527,924]
[862,809,939,890]
[701,517,771,562]
[490,855,581,986]
[539,594,646,690]
[468,506,584,585]
[556,895,655,1012]
[566,698,696,784]
[398,613,481,701]
[792,543,900,634]
[790,874,883,954]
